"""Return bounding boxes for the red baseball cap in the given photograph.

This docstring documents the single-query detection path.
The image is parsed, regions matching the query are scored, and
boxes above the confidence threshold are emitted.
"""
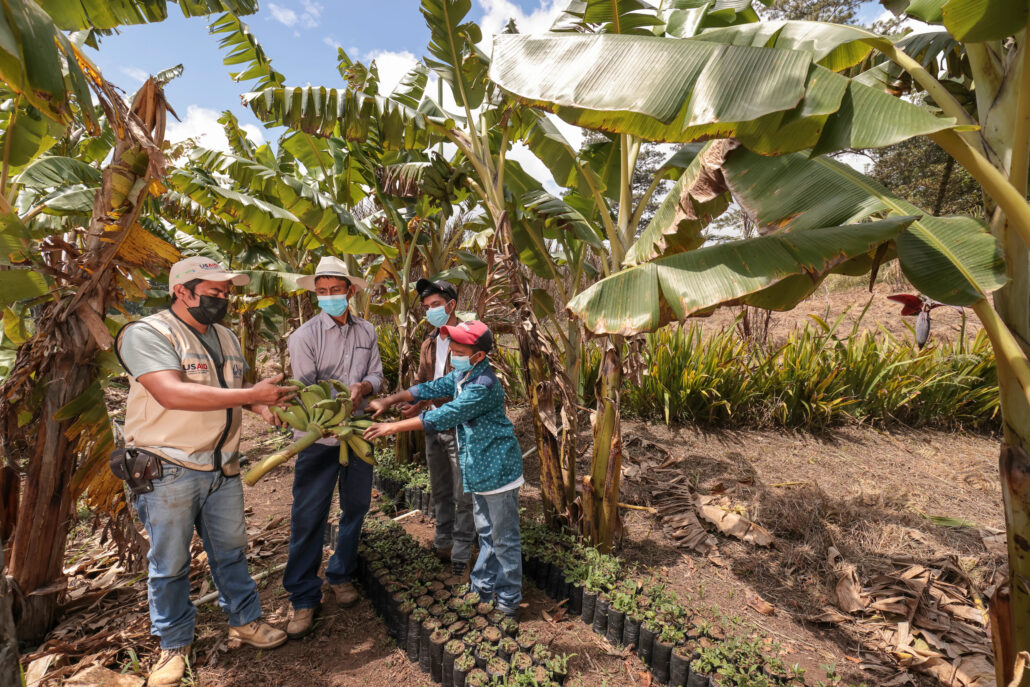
[440,320,493,352]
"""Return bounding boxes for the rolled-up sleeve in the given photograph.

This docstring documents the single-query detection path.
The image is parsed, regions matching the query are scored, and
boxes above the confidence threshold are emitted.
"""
[421,383,490,433]
[363,325,384,393]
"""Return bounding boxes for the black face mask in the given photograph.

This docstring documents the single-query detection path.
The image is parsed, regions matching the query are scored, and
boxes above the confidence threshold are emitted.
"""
[187,294,230,325]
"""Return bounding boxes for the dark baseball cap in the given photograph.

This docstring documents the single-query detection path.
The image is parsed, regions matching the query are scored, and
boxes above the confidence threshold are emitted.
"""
[415,278,458,302]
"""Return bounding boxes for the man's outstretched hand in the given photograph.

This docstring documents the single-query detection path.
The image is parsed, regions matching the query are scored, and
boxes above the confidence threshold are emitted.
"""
[250,374,296,406]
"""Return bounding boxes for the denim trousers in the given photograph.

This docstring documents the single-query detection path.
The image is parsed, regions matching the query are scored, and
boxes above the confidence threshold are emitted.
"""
[283,442,373,610]
[134,463,262,650]
[470,486,522,612]
[425,430,475,564]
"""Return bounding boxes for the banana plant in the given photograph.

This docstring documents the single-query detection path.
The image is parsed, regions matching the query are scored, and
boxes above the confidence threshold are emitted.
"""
[208,14,455,468]
[492,0,1030,680]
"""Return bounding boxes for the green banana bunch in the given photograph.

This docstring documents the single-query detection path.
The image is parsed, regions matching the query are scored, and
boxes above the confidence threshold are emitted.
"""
[244,379,379,485]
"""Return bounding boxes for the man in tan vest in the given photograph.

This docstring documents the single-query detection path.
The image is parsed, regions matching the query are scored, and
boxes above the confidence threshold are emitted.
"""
[115,257,294,686]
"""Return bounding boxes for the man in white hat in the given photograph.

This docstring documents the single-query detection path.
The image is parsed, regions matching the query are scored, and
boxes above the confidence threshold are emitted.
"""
[114,256,294,686]
[281,256,384,639]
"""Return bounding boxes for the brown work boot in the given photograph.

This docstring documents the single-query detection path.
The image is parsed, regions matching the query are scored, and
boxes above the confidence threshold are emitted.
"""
[228,619,288,649]
[331,581,360,607]
[433,545,453,563]
[147,645,190,687]
[286,605,320,640]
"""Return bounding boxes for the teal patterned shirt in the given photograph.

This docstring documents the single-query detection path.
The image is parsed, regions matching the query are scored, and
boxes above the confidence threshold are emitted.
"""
[409,359,523,494]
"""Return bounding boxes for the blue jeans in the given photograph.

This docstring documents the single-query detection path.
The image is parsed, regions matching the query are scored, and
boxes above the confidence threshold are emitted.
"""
[134,464,262,650]
[470,486,522,612]
[426,430,474,564]
[283,442,373,610]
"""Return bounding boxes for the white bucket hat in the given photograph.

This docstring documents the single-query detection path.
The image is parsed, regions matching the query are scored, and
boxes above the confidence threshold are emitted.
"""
[296,256,368,291]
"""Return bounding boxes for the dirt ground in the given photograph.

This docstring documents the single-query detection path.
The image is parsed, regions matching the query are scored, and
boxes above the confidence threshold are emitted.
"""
[697,278,981,345]
[128,407,1000,687]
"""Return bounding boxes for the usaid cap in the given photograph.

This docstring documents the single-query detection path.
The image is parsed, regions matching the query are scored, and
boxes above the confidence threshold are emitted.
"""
[440,319,493,352]
[169,256,249,288]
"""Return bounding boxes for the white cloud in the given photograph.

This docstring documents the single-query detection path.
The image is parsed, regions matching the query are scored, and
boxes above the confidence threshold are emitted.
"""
[322,35,341,50]
[508,143,559,193]
[300,0,322,20]
[121,66,149,83]
[365,49,419,94]
[268,3,298,27]
[166,105,266,152]
[477,0,566,53]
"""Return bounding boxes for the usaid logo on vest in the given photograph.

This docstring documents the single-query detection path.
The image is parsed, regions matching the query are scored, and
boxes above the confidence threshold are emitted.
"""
[231,362,244,378]
[183,361,211,374]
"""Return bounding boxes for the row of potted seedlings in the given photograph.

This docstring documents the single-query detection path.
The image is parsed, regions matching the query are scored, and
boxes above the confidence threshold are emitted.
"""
[358,518,573,687]
[372,451,434,514]
[520,521,806,687]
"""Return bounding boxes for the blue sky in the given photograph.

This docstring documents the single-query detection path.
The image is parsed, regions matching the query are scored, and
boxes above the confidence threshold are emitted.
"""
[88,0,892,152]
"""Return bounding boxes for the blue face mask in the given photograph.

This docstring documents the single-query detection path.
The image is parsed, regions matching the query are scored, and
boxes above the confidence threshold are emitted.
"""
[426,305,450,328]
[318,294,349,317]
[451,355,472,372]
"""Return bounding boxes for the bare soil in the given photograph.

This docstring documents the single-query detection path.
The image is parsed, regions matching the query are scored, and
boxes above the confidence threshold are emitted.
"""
[187,406,1002,687]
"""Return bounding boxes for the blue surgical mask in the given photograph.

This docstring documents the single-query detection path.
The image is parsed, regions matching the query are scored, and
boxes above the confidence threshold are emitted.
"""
[450,355,472,372]
[318,294,349,317]
[426,305,450,328]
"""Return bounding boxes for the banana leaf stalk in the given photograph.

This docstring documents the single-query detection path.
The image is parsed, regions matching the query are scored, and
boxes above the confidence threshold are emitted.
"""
[243,429,322,486]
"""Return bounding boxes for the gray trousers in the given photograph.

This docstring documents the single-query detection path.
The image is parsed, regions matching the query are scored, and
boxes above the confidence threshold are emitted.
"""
[425,429,475,564]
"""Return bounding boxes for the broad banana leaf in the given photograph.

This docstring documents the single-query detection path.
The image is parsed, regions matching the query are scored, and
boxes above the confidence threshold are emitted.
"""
[0,0,251,130]
[244,86,451,151]
[625,141,729,265]
[420,0,487,109]
[390,63,430,109]
[568,217,916,334]
[561,0,665,34]
[42,0,256,30]
[218,110,257,160]
[885,0,1026,41]
[716,146,1006,305]
[660,0,760,37]
[0,268,49,307]
[210,12,285,90]
[36,185,96,215]
[521,188,604,249]
[17,155,101,188]
[0,99,61,170]
[168,167,394,256]
[941,0,1027,42]
[0,212,30,264]
[489,33,955,155]
[695,21,890,71]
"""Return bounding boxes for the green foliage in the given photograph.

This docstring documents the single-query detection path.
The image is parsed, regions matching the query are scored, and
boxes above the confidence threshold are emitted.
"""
[580,313,997,431]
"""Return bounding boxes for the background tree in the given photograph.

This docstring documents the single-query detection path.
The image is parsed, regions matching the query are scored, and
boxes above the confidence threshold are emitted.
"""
[869,136,983,217]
